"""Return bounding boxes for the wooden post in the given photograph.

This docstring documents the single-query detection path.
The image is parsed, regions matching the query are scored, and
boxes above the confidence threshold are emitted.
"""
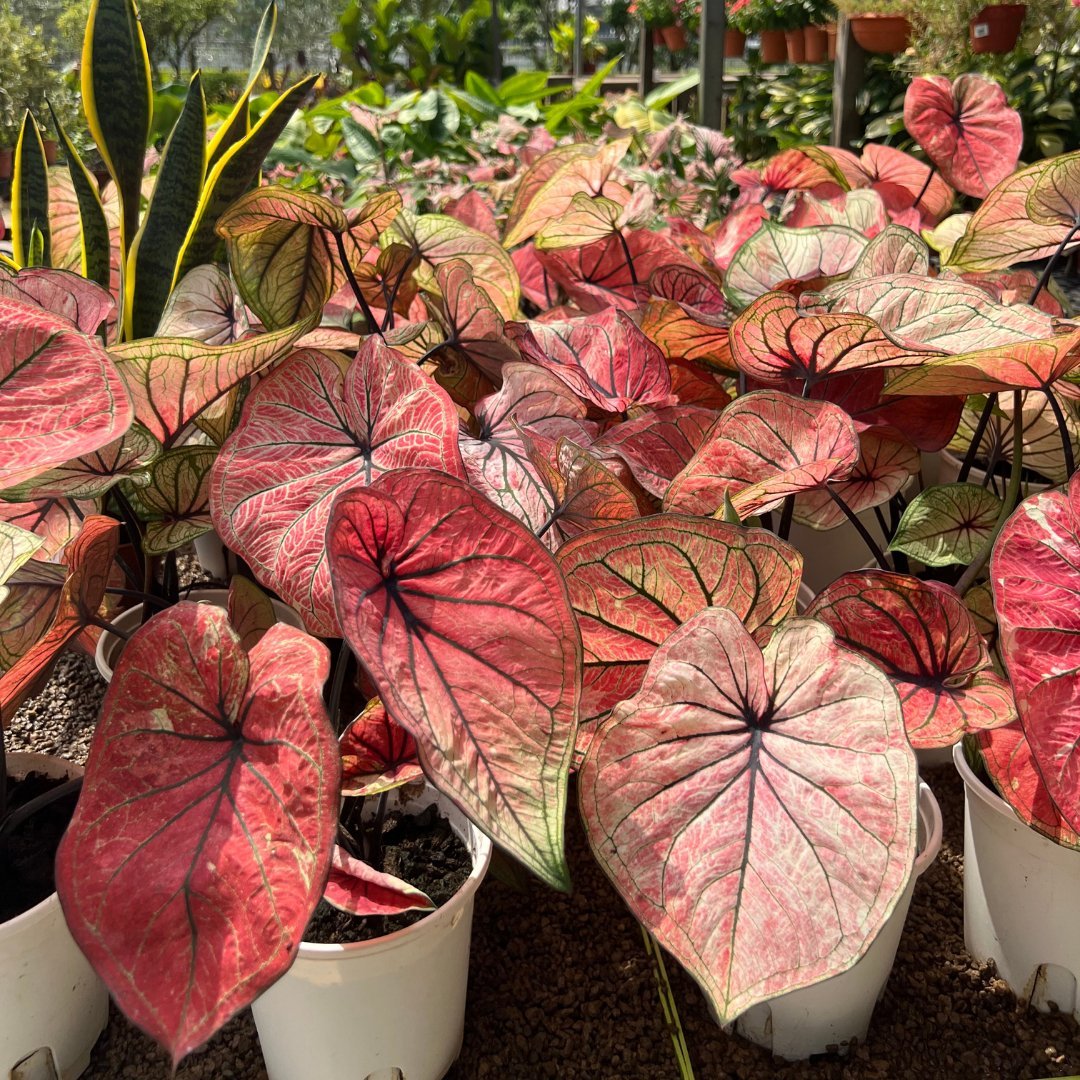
[830,15,866,149]
[638,21,655,97]
[697,0,725,129]
[573,0,584,83]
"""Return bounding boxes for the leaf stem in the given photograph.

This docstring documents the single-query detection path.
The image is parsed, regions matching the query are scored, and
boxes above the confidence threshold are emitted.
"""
[0,777,82,845]
[913,164,936,214]
[1044,386,1076,478]
[957,390,1024,595]
[957,393,997,484]
[777,495,795,542]
[826,488,890,570]
[615,227,639,287]
[1029,219,1080,306]
[327,642,352,735]
[334,230,385,338]
[640,926,696,1080]
[89,614,130,641]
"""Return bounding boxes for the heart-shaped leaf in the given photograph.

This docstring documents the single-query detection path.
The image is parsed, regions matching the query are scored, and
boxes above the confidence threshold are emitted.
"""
[557,516,802,720]
[639,301,733,371]
[0,266,116,336]
[157,264,249,345]
[328,468,580,890]
[340,698,423,797]
[55,606,339,1064]
[848,225,930,280]
[431,260,517,381]
[0,497,96,559]
[129,446,216,555]
[324,846,434,917]
[664,391,860,518]
[890,483,1003,567]
[806,572,1015,750]
[723,223,868,310]
[0,297,133,490]
[212,342,464,636]
[579,608,917,1023]
[227,575,278,653]
[904,75,1022,199]
[785,189,889,236]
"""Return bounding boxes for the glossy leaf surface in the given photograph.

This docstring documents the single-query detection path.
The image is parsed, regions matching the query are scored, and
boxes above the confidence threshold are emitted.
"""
[889,483,1002,567]
[340,698,423,797]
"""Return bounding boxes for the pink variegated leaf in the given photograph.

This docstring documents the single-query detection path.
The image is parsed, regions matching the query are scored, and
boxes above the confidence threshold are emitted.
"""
[431,260,518,381]
[786,189,889,236]
[324,846,434,917]
[593,406,718,498]
[903,74,1022,199]
[0,498,96,560]
[513,243,562,310]
[227,576,278,653]
[0,298,134,490]
[212,342,464,636]
[340,698,423,797]
[110,315,316,447]
[848,225,931,280]
[156,265,249,345]
[709,203,769,272]
[579,608,917,1023]
[664,391,860,518]
[328,468,580,890]
[794,433,920,530]
[648,264,727,316]
[723,223,868,310]
[946,269,1063,317]
[639,301,733,372]
[0,266,116,336]
[507,308,673,413]
[806,572,1016,749]
[443,189,499,239]
[55,608,339,1064]
[667,359,731,410]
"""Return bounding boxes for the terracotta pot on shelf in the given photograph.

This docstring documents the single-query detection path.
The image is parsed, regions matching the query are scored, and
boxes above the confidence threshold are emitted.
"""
[849,13,912,54]
[969,3,1026,53]
[785,27,807,62]
[0,147,12,180]
[42,138,58,165]
[759,28,788,63]
[804,23,829,62]
[651,26,665,45]
[661,21,688,50]
[825,20,838,59]
[725,28,746,56]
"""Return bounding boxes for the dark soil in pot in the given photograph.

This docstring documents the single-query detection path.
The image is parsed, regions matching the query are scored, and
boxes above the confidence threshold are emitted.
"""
[0,770,78,922]
[304,805,471,945]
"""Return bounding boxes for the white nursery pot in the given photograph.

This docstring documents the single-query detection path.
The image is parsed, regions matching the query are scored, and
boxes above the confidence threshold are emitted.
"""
[251,785,493,1080]
[954,743,1080,1019]
[0,754,108,1079]
[192,530,231,582]
[731,781,942,1060]
[94,588,305,682]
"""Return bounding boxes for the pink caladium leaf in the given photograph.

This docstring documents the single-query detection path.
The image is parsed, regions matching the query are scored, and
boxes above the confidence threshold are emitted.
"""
[903,75,1022,199]
[508,307,674,413]
[227,575,278,653]
[593,406,718,499]
[579,607,917,1023]
[340,698,423,797]
[948,152,1080,272]
[785,189,890,237]
[806,572,1015,750]
[55,606,339,1064]
[324,846,434,917]
[730,291,936,389]
[327,468,580,890]
[847,225,931,280]
[156,265,249,345]
[0,266,116,337]
[708,204,769,272]
[513,243,562,310]
[667,359,731,411]
[0,497,96,560]
[794,433,920,530]
[431,260,518,381]
[443,189,499,239]
[1026,153,1080,231]
[639,301,733,372]
[815,273,1057,354]
[557,516,802,721]
[110,315,316,447]
[889,483,1003,567]
[884,327,1080,396]
[946,268,1064,317]
[648,264,727,316]
[991,474,1080,838]
[0,516,118,721]
[212,343,465,636]
[978,721,1080,848]
[0,297,134,491]
[664,391,860,518]
[723,223,868,310]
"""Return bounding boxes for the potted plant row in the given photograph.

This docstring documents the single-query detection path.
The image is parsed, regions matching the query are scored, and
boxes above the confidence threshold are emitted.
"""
[2,14,1079,1076]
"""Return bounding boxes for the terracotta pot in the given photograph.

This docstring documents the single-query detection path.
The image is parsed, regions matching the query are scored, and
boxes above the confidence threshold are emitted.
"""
[825,20,838,59]
[969,4,1026,53]
[804,23,829,62]
[0,147,11,181]
[661,22,688,50]
[759,28,788,63]
[725,28,746,56]
[784,27,806,62]
[42,139,58,166]
[849,13,912,54]
[652,27,665,45]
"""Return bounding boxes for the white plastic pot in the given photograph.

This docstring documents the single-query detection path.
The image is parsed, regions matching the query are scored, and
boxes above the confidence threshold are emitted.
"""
[251,785,493,1080]
[730,780,942,1060]
[192,530,231,583]
[954,743,1080,1019]
[0,753,108,1079]
[94,588,305,682]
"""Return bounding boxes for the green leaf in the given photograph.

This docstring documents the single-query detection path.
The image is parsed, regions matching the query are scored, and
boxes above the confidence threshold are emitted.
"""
[129,446,216,555]
[47,104,111,289]
[127,73,208,340]
[82,0,153,258]
[888,483,1003,567]
[644,72,700,110]
[173,76,318,288]
[11,112,50,269]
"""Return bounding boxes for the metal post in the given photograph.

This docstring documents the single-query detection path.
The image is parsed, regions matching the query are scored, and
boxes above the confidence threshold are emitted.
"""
[490,0,502,82]
[698,0,725,129]
[573,0,584,83]
[830,15,866,148]
[638,19,654,96]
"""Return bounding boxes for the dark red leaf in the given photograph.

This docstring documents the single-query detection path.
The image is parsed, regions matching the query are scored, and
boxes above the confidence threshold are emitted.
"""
[340,698,423,797]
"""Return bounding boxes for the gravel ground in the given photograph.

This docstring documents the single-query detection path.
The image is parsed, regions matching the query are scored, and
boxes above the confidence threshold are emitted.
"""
[7,647,1080,1080]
